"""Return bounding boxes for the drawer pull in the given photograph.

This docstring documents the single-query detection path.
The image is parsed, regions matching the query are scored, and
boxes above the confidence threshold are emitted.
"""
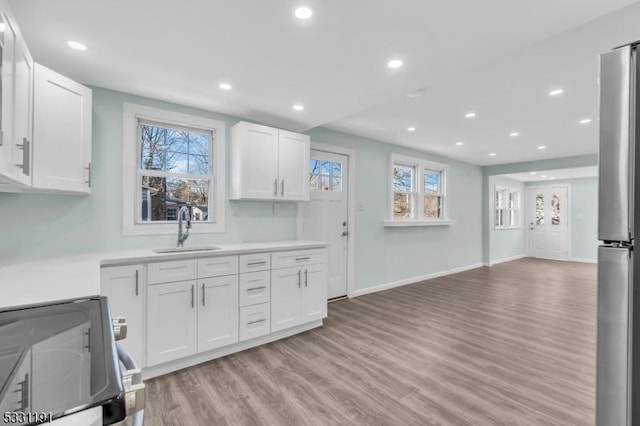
[295,256,311,261]
[247,286,266,292]
[247,318,266,325]
[247,261,267,266]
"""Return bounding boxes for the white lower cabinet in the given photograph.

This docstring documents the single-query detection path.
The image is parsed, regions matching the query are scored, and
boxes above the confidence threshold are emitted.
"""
[271,260,327,333]
[101,246,327,375]
[197,275,239,352]
[147,280,198,366]
[100,265,145,368]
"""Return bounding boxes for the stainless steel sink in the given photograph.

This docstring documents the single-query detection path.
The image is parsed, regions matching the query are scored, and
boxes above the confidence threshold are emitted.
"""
[152,245,221,253]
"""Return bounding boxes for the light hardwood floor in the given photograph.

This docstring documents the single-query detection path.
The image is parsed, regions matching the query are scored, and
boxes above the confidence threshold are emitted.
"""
[145,258,596,426]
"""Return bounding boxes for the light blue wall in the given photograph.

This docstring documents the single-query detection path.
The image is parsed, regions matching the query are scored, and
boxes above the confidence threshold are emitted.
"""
[307,127,483,291]
[488,176,526,263]
[0,88,298,258]
[525,177,598,261]
[0,87,484,293]
[481,155,598,264]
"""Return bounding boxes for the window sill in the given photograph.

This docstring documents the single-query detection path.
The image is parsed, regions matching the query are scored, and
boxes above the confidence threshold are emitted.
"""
[494,226,522,230]
[383,219,456,227]
[123,222,226,235]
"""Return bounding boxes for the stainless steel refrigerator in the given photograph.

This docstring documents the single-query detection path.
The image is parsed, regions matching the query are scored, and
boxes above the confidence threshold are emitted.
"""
[598,43,640,426]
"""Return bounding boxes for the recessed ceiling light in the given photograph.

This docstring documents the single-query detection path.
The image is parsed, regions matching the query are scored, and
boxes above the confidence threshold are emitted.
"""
[218,83,232,90]
[541,174,548,178]
[530,171,537,175]
[489,152,497,157]
[579,118,592,125]
[387,59,403,69]
[0,23,6,33]
[549,177,556,180]
[537,145,546,150]
[455,141,464,146]
[509,132,519,137]
[407,127,416,132]
[465,112,476,119]
[293,104,304,111]
[294,6,313,19]
[67,40,87,51]
[549,88,564,96]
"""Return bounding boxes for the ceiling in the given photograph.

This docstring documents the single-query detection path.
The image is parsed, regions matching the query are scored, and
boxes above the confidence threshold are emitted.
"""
[501,166,598,183]
[9,0,640,165]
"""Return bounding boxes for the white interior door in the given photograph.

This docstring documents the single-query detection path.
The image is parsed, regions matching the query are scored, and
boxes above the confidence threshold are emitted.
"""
[527,186,569,260]
[300,150,348,299]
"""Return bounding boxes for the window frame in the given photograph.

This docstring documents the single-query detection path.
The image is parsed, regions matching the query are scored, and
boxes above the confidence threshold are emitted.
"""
[389,153,450,223]
[494,184,521,230]
[122,103,226,235]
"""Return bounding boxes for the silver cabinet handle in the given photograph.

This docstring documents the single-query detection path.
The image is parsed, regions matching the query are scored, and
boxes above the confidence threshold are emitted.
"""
[304,269,308,287]
[247,318,266,325]
[281,180,285,196]
[247,285,266,292]
[297,269,301,288]
[273,179,278,196]
[202,283,205,306]
[191,284,195,308]
[296,256,311,261]
[15,137,30,176]
[247,261,267,266]
[135,270,139,296]
[85,163,92,187]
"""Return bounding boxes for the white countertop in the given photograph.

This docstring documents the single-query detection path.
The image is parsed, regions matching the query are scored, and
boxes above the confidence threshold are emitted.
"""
[0,240,327,309]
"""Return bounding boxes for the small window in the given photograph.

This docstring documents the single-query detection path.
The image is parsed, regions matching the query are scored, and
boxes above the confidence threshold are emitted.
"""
[309,158,342,192]
[494,185,521,229]
[536,194,544,226]
[389,154,448,222]
[123,103,226,235]
[551,193,560,225]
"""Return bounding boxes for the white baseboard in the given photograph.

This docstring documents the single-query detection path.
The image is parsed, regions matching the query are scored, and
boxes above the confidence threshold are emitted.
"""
[570,257,597,264]
[484,254,528,267]
[351,262,484,298]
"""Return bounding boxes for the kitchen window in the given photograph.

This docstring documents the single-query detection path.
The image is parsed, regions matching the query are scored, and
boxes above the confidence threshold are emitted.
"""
[122,103,226,235]
[494,185,521,229]
[388,153,450,225]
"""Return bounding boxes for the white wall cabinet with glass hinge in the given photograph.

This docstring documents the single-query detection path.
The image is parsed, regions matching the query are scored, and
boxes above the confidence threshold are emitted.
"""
[230,121,310,201]
[0,0,92,194]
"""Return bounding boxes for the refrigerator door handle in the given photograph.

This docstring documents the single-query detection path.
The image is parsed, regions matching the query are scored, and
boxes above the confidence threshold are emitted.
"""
[597,245,632,426]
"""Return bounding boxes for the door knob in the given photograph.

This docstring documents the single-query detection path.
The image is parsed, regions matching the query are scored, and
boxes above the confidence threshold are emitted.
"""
[341,231,349,236]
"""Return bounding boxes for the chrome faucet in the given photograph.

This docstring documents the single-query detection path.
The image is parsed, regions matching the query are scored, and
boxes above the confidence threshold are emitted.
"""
[177,205,191,247]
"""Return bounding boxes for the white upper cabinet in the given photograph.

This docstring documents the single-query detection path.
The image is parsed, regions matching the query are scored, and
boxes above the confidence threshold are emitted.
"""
[0,0,92,194]
[32,63,92,193]
[230,121,309,201]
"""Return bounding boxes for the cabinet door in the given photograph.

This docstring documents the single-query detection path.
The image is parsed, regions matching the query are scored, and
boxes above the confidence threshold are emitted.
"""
[270,266,302,332]
[11,36,32,186]
[0,11,15,181]
[301,264,328,323]
[277,130,309,201]
[197,275,239,352]
[32,63,92,193]
[100,265,145,367]
[231,122,278,199]
[147,280,197,366]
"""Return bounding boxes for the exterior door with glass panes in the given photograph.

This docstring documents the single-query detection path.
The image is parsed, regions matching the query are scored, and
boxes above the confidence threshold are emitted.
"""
[299,150,348,299]
[527,185,569,260]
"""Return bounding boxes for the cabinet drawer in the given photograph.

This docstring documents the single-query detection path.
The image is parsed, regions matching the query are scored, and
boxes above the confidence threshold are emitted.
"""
[198,256,239,278]
[239,303,270,341]
[147,259,197,285]
[239,271,270,307]
[239,253,271,273]
[271,249,326,270]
